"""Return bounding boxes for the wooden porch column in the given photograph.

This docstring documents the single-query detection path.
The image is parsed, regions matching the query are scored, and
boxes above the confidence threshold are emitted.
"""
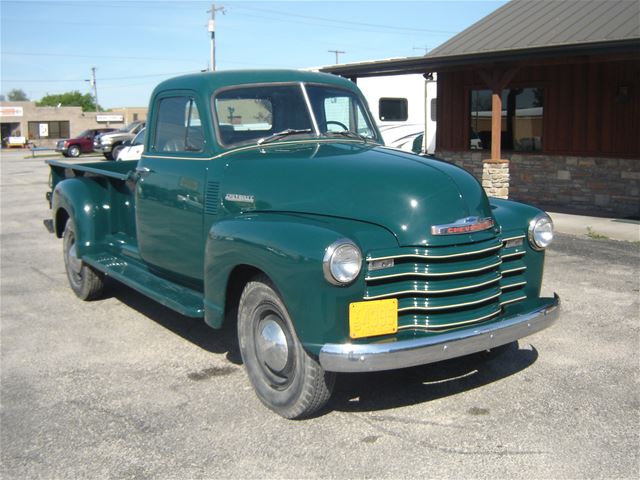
[478,66,519,198]
[479,67,519,160]
[491,88,502,161]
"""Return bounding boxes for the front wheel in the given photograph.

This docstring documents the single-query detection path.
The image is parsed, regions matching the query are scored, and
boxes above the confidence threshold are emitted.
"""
[63,219,104,300]
[111,144,124,161]
[238,276,335,419]
[67,144,81,157]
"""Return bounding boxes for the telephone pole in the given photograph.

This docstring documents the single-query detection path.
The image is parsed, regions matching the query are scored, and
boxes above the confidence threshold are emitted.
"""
[328,49,345,64]
[85,67,100,112]
[208,3,226,71]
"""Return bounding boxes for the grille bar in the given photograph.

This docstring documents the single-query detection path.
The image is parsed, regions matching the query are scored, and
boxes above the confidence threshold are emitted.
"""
[363,233,529,334]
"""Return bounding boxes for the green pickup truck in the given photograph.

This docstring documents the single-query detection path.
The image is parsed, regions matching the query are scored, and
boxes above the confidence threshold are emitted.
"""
[45,70,559,419]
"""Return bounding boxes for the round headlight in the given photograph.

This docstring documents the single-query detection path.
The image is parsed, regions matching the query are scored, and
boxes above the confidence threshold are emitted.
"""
[323,239,362,286]
[528,213,554,250]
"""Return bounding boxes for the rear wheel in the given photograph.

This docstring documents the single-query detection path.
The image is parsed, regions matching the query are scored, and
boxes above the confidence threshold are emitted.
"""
[67,144,81,157]
[63,219,104,300]
[238,276,335,419]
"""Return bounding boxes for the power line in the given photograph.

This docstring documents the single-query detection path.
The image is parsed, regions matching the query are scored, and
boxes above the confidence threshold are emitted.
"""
[231,4,458,35]
[2,51,202,63]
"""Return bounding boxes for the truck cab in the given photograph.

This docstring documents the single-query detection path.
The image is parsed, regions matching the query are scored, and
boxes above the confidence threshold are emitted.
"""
[46,70,559,419]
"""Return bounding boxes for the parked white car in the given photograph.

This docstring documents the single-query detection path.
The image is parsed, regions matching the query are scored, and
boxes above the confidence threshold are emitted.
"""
[116,128,145,161]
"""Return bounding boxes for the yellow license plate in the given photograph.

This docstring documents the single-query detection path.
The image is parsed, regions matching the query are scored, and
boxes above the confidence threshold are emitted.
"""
[349,299,398,339]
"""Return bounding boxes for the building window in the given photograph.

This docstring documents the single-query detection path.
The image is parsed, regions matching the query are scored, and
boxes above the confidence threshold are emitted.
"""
[379,98,408,121]
[27,121,70,139]
[469,88,544,152]
[132,113,139,121]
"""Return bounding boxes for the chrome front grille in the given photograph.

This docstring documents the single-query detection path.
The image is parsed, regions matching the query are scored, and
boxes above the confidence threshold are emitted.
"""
[365,235,528,332]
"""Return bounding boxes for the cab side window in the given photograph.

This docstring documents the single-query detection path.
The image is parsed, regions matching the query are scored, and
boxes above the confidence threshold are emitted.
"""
[153,96,204,153]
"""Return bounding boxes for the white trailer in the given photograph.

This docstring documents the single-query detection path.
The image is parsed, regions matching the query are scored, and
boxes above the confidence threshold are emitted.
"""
[357,73,437,154]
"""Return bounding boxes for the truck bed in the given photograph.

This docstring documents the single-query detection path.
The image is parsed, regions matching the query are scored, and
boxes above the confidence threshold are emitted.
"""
[47,159,138,180]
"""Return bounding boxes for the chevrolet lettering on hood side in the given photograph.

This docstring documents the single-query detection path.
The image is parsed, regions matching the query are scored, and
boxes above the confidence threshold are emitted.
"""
[44,70,559,419]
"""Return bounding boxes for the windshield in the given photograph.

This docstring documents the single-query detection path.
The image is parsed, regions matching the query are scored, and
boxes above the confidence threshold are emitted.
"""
[131,129,145,146]
[305,85,377,140]
[76,130,91,138]
[213,83,379,147]
[117,122,140,133]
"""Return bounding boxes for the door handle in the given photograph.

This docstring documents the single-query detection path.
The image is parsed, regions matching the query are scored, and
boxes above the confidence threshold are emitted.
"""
[135,166,154,174]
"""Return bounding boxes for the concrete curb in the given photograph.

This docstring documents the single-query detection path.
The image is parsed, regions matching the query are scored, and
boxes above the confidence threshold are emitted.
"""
[549,211,640,243]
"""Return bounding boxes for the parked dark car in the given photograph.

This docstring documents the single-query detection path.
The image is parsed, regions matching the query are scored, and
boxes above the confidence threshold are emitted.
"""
[56,129,116,157]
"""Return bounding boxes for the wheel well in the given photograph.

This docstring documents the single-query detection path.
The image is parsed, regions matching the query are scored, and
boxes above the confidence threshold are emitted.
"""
[55,208,69,238]
[224,265,264,324]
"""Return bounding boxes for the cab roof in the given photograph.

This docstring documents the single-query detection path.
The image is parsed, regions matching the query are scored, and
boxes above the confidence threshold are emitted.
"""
[152,69,358,97]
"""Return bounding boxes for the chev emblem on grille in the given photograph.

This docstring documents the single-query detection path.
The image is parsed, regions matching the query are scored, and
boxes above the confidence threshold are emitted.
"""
[431,216,494,235]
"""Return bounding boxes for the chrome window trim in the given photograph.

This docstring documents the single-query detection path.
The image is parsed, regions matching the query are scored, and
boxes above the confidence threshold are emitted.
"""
[300,82,320,135]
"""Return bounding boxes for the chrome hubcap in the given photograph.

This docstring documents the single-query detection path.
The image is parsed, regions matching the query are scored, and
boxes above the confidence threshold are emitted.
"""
[67,242,82,274]
[256,315,289,373]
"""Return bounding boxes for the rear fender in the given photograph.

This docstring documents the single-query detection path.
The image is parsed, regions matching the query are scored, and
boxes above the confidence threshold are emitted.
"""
[51,177,110,257]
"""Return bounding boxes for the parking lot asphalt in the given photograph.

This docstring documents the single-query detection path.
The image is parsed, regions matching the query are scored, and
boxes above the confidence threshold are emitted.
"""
[1,150,639,479]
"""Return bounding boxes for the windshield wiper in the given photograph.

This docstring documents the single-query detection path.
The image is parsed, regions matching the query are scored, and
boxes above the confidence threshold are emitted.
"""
[325,130,369,142]
[257,128,313,145]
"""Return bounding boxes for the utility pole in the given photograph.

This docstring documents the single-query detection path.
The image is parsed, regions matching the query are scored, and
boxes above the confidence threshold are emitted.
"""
[85,67,100,112]
[207,3,226,71]
[328,49,345,64]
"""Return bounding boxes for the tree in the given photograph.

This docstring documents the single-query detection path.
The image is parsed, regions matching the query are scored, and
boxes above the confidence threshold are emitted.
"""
[7,89,29,101]
[37,91,100,112]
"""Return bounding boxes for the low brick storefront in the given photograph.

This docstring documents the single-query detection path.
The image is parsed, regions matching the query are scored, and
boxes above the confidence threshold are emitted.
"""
[437,150,640,218]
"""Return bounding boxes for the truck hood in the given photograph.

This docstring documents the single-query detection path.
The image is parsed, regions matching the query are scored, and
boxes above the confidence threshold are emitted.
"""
[221,141,497,246]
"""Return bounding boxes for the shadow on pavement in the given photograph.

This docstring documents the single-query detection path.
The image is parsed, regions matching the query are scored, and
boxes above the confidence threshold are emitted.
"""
[327,342,538,414]
[107,279,242,365]
[104,280,538,415]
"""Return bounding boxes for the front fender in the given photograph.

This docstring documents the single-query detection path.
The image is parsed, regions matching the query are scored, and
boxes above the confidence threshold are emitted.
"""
[204,213,398,356]
[491,197,548,301]
[52,177,110,257]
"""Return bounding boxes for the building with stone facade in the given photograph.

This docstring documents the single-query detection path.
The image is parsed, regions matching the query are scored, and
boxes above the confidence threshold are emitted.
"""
[321,0,640,218]
[0,101,147,148]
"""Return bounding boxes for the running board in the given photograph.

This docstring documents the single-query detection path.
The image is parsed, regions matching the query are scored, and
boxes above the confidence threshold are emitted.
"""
[82,253,204,317]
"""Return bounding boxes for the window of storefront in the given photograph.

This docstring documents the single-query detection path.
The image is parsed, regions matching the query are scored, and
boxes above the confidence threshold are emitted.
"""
[27,121,70,139]
[469,88,544,152]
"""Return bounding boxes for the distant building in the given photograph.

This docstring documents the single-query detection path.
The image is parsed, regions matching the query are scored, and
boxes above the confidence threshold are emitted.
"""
[0,101,148,148]
[321,0,640,218]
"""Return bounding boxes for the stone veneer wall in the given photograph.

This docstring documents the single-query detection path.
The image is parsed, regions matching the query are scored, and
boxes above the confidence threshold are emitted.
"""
[436,151,640,218]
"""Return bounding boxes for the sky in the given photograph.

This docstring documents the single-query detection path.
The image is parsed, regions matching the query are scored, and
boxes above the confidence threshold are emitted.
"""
[0,0,506,109]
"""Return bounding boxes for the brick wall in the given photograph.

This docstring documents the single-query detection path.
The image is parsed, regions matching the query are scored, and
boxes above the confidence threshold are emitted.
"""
[436,150,640,218]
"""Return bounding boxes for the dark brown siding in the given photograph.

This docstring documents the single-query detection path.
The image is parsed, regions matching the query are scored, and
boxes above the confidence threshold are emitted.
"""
[436,58,640,157]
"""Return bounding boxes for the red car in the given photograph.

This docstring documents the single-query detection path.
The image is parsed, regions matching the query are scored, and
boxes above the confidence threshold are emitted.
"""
[55,128,116,157]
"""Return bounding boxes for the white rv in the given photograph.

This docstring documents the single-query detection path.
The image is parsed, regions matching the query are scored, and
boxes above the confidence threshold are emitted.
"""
[357,73,437,154]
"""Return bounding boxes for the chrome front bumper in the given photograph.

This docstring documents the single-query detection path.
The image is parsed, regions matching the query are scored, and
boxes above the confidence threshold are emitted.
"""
[319,294,560,373]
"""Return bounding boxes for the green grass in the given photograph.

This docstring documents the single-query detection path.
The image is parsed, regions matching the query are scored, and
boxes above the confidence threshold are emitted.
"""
[586,226,609,240]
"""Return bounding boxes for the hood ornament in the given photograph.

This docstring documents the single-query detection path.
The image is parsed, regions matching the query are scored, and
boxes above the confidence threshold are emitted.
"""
[431,216,494,235]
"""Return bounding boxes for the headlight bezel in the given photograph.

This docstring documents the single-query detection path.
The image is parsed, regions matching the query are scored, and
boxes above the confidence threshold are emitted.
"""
[323,239,362,286]
[528,213,554,251]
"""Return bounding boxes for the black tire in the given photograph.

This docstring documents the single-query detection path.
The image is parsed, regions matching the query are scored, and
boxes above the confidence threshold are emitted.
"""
[63,219,104,300]
[103,152,113,160]
[111,144,124,161]
[238,276,335,419]
[67,144,81,158]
